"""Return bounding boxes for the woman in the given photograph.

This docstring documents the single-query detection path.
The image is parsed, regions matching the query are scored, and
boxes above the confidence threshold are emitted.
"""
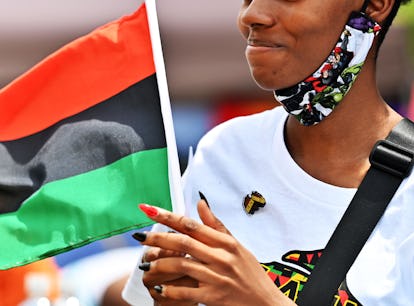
[123,0,414,304]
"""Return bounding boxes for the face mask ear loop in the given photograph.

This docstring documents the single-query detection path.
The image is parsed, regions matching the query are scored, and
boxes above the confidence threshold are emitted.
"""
[361,0,370,13]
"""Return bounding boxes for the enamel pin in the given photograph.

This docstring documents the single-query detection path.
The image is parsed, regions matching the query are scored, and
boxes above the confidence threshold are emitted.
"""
[243,191,266,215]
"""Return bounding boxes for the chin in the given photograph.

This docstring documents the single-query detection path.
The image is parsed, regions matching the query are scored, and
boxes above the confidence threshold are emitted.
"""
[248,71,273,90]
[249,67,293,91]
[250,74,284,91]
[253,81,276,91]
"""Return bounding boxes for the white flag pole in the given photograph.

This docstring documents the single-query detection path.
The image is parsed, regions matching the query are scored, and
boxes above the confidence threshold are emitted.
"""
[145,0,186,216]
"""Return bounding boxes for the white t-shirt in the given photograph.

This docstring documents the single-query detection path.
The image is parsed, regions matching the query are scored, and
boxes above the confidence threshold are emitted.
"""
[123,106,414,305]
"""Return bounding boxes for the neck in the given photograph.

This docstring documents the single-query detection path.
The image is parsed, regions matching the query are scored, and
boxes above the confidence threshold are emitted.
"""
[284,55,402,188]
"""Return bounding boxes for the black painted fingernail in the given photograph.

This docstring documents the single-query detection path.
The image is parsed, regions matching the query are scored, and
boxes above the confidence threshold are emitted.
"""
[138,262,151,271]
[132,232,147,242]
[198,191,210,208]
[154,285,163,294]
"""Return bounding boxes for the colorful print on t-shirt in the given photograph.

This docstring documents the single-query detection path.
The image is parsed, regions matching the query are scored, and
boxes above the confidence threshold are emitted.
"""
[261,249,361,305]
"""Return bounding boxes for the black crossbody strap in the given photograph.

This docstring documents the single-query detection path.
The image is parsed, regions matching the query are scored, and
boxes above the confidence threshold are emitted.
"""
[296,118,414,306]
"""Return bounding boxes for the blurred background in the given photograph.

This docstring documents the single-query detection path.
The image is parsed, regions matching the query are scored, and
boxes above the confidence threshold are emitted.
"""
[1,0,414,171]
[0,0,413,305]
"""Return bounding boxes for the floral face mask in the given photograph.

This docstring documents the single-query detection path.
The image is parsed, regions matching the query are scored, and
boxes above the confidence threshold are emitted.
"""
[274,11,381,126]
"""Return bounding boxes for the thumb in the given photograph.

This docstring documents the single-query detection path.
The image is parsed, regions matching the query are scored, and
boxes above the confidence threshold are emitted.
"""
[197,193,231,235]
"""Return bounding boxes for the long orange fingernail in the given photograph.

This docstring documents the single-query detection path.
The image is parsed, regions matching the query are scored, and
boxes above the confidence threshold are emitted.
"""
[139,204,159,217]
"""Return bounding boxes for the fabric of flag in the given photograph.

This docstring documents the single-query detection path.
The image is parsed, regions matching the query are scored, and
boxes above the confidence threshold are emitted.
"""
[407,82,414,121]
[0,3,172,269]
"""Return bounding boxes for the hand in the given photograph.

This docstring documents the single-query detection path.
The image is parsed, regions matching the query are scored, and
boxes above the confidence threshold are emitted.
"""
[137,197,230,306]
[136,200,296,306]
[139,245,198,306]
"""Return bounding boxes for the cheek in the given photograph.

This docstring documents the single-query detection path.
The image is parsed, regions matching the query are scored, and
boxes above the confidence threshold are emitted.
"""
[241,5,351,90]
[288,20,330,66]
[290,6,353,65]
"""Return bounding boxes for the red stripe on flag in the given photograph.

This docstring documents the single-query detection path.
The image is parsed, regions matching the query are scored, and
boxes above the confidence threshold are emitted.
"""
[0,4,155,141]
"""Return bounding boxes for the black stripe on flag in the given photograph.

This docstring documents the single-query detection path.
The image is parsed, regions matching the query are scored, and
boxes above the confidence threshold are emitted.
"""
[0,74,166,213]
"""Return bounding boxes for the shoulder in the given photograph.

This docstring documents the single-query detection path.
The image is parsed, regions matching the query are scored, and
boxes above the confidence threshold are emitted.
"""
[196,106,286,152]
[397,169,414,200]
[347,167,414,303]
[181,106,286,206]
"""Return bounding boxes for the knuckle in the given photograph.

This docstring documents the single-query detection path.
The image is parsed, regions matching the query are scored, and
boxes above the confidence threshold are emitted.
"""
[176,234,193,253]
[161,212,174,224]
[214,252,237,274]
[144,247,160,262]
[225,237,240,253]
[178,215,198,233]
[179,258,192,273]
[222,260,237,275]
[148,232,160,245]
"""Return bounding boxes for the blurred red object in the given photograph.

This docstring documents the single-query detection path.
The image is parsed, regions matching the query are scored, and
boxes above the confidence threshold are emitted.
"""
[0,258,60,306]
[407,83,414,121]
[212,97,278,127]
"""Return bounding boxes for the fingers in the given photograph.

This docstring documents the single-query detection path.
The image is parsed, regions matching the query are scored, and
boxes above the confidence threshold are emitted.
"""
[143,269,198,291]
[197,200,231,235]
[152,283,221,306]
[141,261,194,295]
[133,231,186,263]
[151,279,199,306]
[142,269,190,286]
[155,285,202,303]
[138,204,231,248]
[143,257,220,285]
[137,231,216,264]
[142,258,200,306]
[142,246,186,263]
[143,257,218,305]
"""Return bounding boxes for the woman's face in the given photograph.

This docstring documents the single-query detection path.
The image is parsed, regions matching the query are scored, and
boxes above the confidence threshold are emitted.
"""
[238,0,358,91]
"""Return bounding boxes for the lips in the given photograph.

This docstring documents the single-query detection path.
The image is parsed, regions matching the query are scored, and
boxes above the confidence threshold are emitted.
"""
[247,38,283,48]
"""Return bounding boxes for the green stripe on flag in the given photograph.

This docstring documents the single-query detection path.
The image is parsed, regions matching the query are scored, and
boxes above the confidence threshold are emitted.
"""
[0,148,170,270]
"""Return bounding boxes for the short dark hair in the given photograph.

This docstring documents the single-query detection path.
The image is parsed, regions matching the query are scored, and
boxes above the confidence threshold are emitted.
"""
[377,0,412,48]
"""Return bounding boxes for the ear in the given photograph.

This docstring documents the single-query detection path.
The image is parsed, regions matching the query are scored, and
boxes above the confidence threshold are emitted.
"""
[365,0,395,24]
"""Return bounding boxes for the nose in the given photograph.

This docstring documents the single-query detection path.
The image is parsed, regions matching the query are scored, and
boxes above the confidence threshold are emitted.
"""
[238,0,275,30]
